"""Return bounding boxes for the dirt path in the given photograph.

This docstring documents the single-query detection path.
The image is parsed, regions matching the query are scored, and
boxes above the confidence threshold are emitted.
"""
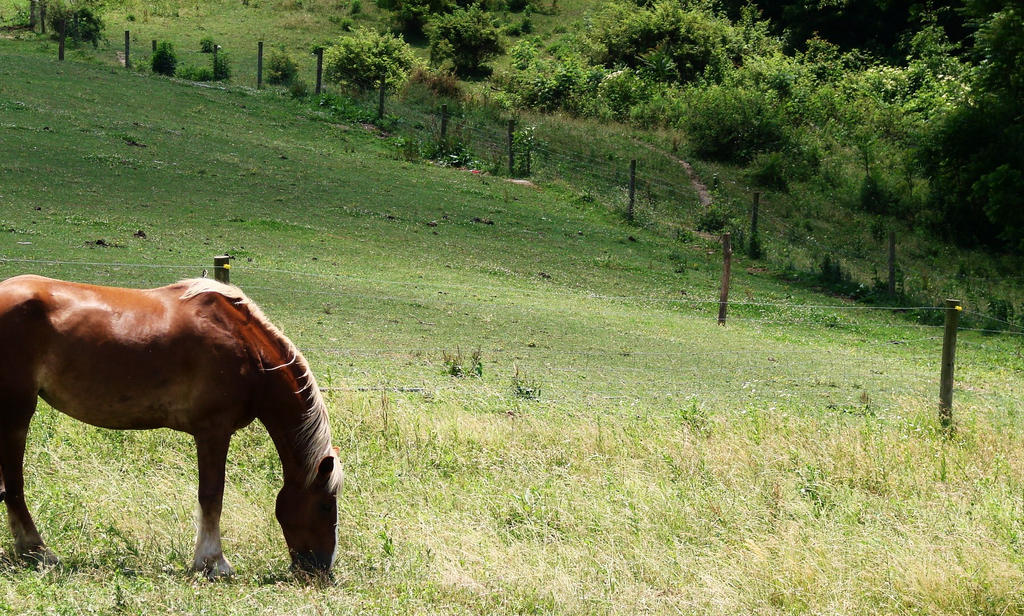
[635,140,713,207]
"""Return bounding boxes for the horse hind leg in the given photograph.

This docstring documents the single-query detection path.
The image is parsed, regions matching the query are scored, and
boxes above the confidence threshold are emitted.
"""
[0,393,57,566]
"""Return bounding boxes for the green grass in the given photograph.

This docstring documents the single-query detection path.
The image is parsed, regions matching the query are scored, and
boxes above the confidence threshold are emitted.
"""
[3,39,1024,615]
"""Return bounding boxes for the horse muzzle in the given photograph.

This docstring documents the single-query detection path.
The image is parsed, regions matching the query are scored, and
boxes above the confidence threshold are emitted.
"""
[290,551,335,578]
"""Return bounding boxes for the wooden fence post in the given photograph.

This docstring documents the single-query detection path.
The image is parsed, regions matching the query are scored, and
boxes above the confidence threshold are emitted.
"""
[440,104,448,141]
[58,19,65,61]
[124,30,130,69]
[152,39,157,52]
[888,231,897,295]
[628,159,637,221]
[314,48,324,95]
[257,41,264,89]
[939,298,962,429]
[214,255,231,284]
[377,76,386,120]
[718,233,732,325]
[507,119,515,176]
[748,191,761,258]
[39,1,45,34]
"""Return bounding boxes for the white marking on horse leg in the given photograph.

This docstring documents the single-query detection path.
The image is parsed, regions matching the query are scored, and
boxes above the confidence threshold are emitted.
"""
[192,514,233,578]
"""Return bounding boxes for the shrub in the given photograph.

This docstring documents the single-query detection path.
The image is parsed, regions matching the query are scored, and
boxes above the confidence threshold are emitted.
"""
[597,69,650,120]
[377,0,451,35]
[212,50,231,81]
[428,7,503,76]
[177,64,214,81]
[288,79,310,99]
[407,66,462,98]
[48,4,104,48]
[680,85,789,163]
[199,36,217,53]
[350,0,362,13]
[323,28,418,90]
[265,50,298,85]
[750,151,788,192]
[151,41,177,77]
[585,1,734,84]
[696,203,733,233]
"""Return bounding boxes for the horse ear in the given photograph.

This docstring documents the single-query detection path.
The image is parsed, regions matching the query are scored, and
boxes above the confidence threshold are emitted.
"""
[332,446,340,456]
[317,455,334,478]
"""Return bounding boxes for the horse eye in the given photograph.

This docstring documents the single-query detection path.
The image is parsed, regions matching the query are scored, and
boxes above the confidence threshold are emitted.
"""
[319,502,334,514]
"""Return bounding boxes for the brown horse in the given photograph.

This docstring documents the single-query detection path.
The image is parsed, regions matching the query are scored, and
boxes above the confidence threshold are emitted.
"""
[0,275,342,576]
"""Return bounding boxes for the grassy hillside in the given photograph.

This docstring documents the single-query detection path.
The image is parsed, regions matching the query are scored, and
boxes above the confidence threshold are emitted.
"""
[2,32,1024,616]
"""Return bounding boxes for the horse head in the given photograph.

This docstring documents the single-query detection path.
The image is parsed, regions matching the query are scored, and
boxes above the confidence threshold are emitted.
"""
[275,453,340,575]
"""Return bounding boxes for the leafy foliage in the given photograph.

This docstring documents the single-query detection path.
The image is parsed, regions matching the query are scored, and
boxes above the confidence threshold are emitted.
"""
[265,50,298,85]
[151,41,177,77]
[324,28,418,90]
[48,2,104,48]
[428,7,503,76]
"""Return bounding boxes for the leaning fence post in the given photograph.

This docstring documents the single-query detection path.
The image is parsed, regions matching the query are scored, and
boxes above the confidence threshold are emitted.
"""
[314,47,323,95]
[939,299,962,429]
[507,119,515,176]
[888,231,897,295]
[628,159,637,221]
[718,233,732,326]
[440,103,448,141]
[214,255,231,284]
[257,41,264,89]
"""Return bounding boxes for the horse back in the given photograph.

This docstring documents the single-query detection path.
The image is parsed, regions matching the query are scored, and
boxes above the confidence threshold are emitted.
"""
[0,275,260,433]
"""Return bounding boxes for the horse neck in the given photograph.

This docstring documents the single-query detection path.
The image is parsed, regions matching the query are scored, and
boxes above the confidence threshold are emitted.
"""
[255,367,321,485]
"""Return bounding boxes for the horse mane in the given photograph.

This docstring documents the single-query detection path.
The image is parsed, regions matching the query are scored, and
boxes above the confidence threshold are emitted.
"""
[177,278,341,494]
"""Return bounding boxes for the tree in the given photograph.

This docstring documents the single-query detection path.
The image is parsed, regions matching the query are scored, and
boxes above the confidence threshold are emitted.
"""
[323,28,418,90]
[428,7,502,76]
[920,1,1024,247]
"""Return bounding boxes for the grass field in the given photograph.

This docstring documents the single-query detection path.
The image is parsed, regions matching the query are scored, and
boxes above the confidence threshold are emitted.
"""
[3,37,1024,615]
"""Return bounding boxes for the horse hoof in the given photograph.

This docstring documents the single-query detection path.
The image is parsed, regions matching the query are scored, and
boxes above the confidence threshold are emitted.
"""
[192,556,234,579]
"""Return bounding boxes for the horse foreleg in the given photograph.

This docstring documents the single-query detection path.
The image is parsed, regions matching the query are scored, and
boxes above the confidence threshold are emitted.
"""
[192,434,233,578]
[0,399,56,566]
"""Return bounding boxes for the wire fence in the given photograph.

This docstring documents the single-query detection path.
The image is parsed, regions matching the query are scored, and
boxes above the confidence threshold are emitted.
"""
[3,255,1022,419]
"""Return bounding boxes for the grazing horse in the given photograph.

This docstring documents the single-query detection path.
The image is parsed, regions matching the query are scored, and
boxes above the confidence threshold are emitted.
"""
[0,275,342,576]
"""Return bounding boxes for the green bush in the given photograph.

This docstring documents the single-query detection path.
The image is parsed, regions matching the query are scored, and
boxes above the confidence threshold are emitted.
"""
[496,56,604,114]
[48,4,104,48]
[585,1,734,84]
[265,50,298,85]
[377,0,451,34]
[212,51,231,81]
[151,41,177,77]
[288,79,310,99]
[199,36,217,53]
[177,64,214,81]
[750,151,788,192]
[428,7,503,76]
[680,85,789,163]
[323,28,418,90]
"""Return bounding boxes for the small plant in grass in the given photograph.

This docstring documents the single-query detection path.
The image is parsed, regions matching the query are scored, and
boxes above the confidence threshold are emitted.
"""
[674,402,709,434]
[212,50,232,81]
[695,203,733,233]
[266,50,298,85]
[288,79,310,99]
[510,365,540,399]
[441,348,483,377]
[176,64,214,81]
[199,36,217,53]
[151,41,177,77]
